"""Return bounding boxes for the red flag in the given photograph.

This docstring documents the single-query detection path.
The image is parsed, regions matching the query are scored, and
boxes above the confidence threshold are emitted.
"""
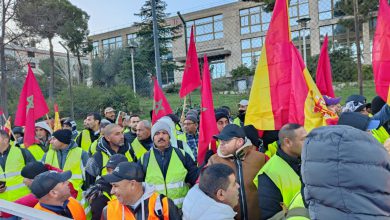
[152,77,173,124]
[14,64,49,147]
[315,35,335,97]
[179,26,201,98]
[198,55,219,165]
[373,0,390,105]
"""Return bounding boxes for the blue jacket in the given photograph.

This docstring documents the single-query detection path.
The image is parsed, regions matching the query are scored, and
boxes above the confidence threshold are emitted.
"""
[302,125,390,219]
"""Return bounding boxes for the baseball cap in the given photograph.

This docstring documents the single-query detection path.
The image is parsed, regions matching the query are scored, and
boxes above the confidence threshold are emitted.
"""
[106,154,128,169]
[104,107,115,114]
[21,162,48,179]
[104,162,145,183]
[238,99,249,106]
[213,124,246,141]
[323,95,341,106]
[30,170,72,199]
[337,112,380,131]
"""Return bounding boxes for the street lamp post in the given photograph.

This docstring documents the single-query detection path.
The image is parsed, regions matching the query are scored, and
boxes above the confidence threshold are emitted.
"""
[127,43,137,95]
[59,42,75,119]
[297,17,311,65]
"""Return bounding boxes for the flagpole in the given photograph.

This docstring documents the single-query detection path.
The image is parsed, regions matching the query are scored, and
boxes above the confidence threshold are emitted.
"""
[180,96,187,123]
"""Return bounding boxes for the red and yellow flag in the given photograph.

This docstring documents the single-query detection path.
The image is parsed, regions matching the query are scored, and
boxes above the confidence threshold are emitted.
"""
[245,0,291,130]
[373,0,390,105]
[289,44,337,132]
[53,104,61,131]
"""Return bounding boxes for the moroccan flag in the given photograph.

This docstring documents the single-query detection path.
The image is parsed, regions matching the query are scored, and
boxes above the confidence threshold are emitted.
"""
[179,25,201,98]
[198,55,218,165]
[152,77,173,124]
[53,104,61,131]
[245,0,292,130]
[315,35,335,97]
[289,44,337,132]
[373,0,390,105]
[14,64,49,147]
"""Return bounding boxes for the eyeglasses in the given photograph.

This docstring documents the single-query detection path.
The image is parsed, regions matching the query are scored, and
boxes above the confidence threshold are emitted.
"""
[183,122,195,126]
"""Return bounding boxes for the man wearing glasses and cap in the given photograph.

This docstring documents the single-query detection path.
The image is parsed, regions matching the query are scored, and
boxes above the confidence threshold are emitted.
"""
[101,162,181,219]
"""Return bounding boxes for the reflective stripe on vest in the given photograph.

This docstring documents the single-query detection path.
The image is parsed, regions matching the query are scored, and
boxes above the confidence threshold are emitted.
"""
[254,154,301,207]
[26,144,45,161]
[107,192,169,220]
[44,147,85,197]
[144,149,189,208]
[34,197,86,220]
[131,138,148,159]
[101,151,134,176]
[372,126,390,144]
[0,146,29,201]
[80,130,92,151]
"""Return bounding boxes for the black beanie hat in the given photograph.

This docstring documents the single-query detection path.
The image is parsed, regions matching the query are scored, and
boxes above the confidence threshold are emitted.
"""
[52,129,72,144]
[21,162,48,179]
[371,96,386,115]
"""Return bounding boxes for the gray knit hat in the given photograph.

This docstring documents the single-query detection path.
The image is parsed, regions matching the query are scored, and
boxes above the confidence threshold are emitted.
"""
[151,121,172,138]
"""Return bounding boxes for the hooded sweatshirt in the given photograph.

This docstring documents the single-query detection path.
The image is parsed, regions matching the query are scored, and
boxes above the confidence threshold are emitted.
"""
[183,184,236,220]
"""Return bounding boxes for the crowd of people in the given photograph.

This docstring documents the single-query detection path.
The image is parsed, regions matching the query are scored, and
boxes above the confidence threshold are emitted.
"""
[0,94,390,220]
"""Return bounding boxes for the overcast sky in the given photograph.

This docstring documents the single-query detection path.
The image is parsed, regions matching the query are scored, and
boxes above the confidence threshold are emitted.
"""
[68,0,238,34]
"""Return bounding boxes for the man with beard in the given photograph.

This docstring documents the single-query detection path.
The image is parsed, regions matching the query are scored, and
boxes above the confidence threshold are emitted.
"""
[124,114,140,143]
[85,124,137,186]
[131,120,153,160]
[104,107,116,124]
[76,113,101,152]
[233,100,248,127]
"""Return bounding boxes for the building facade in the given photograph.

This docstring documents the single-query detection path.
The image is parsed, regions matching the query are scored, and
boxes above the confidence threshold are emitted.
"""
[89,0,376,84]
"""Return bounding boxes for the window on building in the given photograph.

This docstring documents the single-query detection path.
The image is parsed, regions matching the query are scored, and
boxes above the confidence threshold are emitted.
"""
[289,0,310,26]
[291,30,311,59]
[241,37,263,68]
[27,51,35,58]
[318,0,344,21]
[186,14,223,43]
[239,6,271,35]
[319,24,362,58]
[29,62,36,68]
[92,41,99,57]
[127,33,138,46]
[210,59,226,79]
[102,36,122,55]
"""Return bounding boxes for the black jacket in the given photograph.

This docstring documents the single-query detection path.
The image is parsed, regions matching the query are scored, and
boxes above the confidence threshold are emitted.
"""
[124,131,137,144]
[257,147,301,220]
[86,177,112,220]
[84,137,136,187]
[76,128,99,148]
[139,146,199,186]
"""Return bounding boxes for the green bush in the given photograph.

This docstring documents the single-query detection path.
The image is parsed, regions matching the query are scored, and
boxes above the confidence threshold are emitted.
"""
[212,77,233,92]
[164,83,181,94]
[231,65,255,79]
[56,84,139,120]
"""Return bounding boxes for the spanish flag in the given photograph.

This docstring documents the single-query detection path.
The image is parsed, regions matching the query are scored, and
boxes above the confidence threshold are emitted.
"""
[53,104,61,131]
[245,0,291,130]
[373,0,390,105]
[289,43,337,132]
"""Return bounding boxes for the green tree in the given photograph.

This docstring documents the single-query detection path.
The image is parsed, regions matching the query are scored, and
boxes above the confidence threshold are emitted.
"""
[134,0,181,85]
[15,0,81,103]
[231,65,255,79]
[60,6,91,84]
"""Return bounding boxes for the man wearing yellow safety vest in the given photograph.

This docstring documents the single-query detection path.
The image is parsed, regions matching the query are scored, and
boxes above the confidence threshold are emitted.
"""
[0,130,35,202]
[25,121,53,161]
[101,162,181,219]
[88,119,112,156]
[256,124,307,220]
[233,99,248,127]
[124,114,140,143]
[42,129,89,216]
[76,112,101,152]
[130,120,153,160]
[85,124,137,187]
[85,154,128,220]
[139,120,199,208]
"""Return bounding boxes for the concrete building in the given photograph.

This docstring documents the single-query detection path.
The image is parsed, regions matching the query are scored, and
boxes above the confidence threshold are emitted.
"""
[89,0,376,84]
